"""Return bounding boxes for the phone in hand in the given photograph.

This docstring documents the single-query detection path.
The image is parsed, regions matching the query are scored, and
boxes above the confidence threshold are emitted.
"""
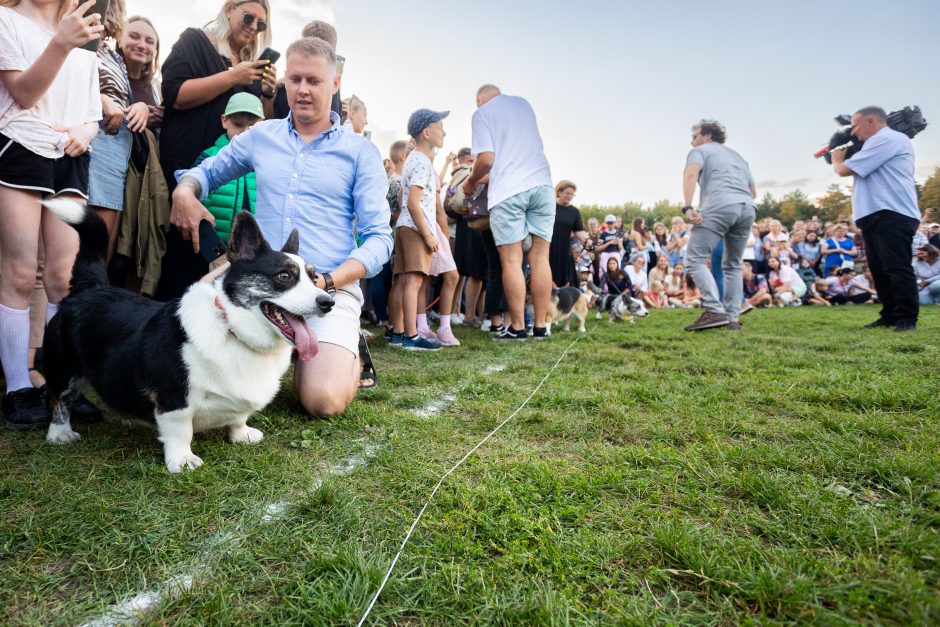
[253,47,280,91]
[198,220,227,264]
[79,0,111,52]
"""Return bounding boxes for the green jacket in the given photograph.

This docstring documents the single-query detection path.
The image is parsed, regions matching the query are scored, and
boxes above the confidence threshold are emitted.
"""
[194,134,256,242]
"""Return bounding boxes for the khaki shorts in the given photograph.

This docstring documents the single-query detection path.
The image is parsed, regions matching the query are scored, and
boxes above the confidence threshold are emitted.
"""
[393,226,432,276]
[305,284,362,356]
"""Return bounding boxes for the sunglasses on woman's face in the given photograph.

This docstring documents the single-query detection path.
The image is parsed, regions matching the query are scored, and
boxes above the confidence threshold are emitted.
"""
[237,7,267,32]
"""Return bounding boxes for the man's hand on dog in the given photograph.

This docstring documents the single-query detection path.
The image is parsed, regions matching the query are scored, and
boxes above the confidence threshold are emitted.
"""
[171,185,214,253]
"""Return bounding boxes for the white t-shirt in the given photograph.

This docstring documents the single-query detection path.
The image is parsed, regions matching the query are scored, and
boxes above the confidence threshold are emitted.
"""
[471,94,552,209]
[626,265,648,292]
[770,264,806,292]
[0,7,101,158]
[743,232,756,260]
[397,150,437,232]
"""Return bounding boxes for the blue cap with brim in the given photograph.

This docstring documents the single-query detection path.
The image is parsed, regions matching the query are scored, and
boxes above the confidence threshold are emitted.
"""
[407,108,449,138]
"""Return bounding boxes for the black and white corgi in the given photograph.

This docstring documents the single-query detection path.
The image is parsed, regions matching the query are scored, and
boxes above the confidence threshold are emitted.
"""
[41,201,334,472]
[594,292,650,323]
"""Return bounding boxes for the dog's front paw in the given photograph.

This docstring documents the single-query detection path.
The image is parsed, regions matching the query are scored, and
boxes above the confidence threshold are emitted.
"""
[229,425,264,445]
[46,424,81,445]
[165,452,204,473]
[578,327,587,333]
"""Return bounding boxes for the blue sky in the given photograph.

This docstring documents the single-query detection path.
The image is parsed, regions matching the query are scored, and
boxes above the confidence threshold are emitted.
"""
[132,0,940,206]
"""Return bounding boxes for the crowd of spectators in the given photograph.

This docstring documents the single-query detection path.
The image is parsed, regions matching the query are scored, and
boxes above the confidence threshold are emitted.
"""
[0,0,937,428]
[557,208,940,312]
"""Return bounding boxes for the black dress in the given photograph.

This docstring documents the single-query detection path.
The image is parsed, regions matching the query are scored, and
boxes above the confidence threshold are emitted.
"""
[156,28,255,300]
[454,218,487,280]
[549,204,584,287]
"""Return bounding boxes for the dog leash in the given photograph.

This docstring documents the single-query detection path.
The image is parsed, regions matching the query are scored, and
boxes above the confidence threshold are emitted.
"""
[356,332,586,626]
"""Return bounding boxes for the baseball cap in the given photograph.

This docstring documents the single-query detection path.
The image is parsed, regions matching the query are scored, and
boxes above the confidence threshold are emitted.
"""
[604,214,617,223]
[407,108,449,138]
[224,92,264,119]
[928,222,940,228]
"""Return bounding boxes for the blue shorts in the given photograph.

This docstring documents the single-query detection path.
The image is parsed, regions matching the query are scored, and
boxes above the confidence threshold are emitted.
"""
[489,185,555,247]
[87,124,132,210]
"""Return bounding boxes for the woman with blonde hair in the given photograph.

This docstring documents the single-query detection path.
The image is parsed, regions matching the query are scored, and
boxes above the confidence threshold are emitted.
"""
[87,0,151,263]
[158,0,274,193]
[549,179,587,287]
[156,0,276,298]
[118,15,163,131]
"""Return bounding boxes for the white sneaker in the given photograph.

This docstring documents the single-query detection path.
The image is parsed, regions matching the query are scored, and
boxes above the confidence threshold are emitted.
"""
[452,313,464,325]
[428,310,441,322]
[480,320,492,331]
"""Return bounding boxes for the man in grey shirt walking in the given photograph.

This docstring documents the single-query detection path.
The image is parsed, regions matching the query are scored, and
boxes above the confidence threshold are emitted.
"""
[681,120,757,331]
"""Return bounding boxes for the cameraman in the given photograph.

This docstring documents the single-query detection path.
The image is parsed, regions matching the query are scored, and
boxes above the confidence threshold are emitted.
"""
[832,106,920,332]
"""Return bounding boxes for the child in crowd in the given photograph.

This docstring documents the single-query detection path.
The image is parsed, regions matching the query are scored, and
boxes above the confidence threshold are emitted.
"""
[192,93,263,243]
[388,109,449,351]
[644,280,670,309]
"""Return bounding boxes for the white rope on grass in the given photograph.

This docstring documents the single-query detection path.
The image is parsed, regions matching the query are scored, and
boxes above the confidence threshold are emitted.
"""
[357,333,586,626]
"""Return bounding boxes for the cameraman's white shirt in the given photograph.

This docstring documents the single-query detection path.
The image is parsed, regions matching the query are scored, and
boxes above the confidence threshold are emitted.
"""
[845,127,919,222]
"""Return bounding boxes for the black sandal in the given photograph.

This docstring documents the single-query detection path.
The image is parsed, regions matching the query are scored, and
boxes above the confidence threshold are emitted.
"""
[358,331,378,390]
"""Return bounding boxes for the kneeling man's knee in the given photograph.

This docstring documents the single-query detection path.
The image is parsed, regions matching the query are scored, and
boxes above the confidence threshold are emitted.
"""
[300,388,355,417]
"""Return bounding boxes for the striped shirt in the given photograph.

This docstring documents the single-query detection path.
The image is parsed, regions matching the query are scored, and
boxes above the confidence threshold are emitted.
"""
[97,42,131,108]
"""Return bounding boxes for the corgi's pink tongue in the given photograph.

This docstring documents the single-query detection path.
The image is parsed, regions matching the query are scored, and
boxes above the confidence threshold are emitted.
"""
[287,314,318,361]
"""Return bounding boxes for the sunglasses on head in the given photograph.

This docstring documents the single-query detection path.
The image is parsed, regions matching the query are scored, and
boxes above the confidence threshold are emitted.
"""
[237,7,267,32]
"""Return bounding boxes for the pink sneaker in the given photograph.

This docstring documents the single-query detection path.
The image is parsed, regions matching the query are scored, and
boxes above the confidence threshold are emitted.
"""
[418,329,439,341]
[436,327,461,346]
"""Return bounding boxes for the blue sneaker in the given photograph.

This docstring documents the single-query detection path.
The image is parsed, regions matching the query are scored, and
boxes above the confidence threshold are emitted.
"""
[402,335,442,351]
[388,332,405,348]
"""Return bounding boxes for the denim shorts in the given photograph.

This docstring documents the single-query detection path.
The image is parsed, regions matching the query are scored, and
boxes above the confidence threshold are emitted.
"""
[489,185,555,247]
[87,124,132,210]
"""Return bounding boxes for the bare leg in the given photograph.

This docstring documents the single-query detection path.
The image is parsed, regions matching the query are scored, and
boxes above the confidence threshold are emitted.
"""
[295,343,359,417]
[92,206,121,265]
[400,272,424,337]
[497,241,526,330]
[40,194,81,305]
[439,270,458,316]
[527,236,552,328]
[388,275,403,334]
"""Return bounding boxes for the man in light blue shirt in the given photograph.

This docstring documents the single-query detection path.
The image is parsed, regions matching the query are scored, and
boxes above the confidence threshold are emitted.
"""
[171,37,393,416]
[833,106,920,332]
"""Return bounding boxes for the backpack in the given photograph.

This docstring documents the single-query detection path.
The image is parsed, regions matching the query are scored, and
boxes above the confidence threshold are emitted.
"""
[443,165,472,220]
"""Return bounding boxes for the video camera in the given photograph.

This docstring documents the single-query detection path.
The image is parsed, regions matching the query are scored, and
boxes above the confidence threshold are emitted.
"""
[814,106,928,164]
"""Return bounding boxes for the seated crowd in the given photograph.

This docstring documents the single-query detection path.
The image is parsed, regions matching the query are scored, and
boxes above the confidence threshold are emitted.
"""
[562,203,940,314]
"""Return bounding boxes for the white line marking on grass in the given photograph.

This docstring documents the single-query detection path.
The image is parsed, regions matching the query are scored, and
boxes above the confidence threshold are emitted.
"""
[357,338,584,626]
[413,362,505,419]
[79,441,378,627]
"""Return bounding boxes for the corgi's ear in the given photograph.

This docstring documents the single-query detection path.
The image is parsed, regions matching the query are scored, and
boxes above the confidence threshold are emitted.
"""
[228,211,271,262]
[281,229,300,255]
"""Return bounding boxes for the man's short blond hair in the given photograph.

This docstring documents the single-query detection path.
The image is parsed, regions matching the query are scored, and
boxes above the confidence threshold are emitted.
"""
[301,20,337,48]
[286,37,337,67]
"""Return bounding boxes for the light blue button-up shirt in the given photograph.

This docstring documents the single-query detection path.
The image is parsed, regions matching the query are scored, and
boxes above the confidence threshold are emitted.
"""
[845,126,920,223]
[177,111,393,277]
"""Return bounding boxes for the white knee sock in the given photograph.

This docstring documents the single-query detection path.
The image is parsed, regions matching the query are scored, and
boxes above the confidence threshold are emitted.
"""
[0,304,32,393]
[416,313,430,334]
[45,301,59,325]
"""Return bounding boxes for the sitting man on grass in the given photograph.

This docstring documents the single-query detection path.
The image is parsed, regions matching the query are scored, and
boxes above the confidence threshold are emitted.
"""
[170,37,393,417]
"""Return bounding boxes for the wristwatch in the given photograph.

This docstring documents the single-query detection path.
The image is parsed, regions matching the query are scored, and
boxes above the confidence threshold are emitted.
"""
[321,272,336,295]
[681,205,694,214]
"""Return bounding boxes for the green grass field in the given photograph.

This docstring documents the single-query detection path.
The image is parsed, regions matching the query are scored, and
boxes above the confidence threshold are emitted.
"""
[1,306,938,625]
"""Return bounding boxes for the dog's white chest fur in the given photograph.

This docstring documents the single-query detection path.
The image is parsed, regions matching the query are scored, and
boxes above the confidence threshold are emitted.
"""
[179,283,291,433]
